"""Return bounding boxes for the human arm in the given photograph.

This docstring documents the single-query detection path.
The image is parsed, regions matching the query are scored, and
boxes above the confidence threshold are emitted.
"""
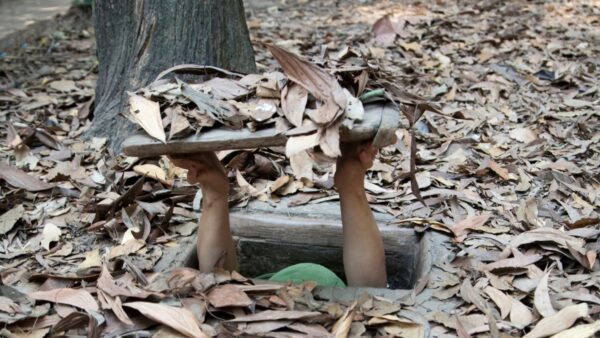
[169,152,237,272]
[334,142,387,287]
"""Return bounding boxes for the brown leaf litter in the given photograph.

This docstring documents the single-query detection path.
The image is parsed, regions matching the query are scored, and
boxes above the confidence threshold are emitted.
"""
[0,0,599,337]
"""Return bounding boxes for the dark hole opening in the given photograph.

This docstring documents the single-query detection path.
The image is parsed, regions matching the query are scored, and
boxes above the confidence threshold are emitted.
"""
[184,234,424,290]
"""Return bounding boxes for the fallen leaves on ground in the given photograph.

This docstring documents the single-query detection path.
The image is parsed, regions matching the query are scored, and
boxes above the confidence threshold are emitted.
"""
[123,301,208,338]
[28,288,98,312]
[0,0,598,337]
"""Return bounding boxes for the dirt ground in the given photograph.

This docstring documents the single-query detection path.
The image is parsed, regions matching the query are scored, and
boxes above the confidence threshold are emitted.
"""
[0,0,71,40]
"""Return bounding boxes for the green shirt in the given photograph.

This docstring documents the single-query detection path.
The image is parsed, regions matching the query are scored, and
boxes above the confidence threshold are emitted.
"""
[258,263,346,287]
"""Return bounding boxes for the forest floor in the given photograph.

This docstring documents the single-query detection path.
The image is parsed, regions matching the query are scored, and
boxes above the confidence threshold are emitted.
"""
[0,1,599,337]
[0,0,71,41]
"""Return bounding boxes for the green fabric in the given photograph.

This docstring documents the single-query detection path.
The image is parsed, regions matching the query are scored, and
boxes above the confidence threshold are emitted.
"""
[259,263,346,287]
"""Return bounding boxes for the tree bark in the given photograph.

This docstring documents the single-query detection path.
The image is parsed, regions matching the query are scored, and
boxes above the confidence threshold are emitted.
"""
[89,0,256,151]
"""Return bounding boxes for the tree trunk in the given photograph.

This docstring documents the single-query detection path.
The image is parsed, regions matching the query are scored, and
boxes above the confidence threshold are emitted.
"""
[89,0,256,151]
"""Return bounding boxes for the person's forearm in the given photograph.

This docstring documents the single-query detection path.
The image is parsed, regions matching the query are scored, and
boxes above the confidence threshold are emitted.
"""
[339,183,387,287]
[197,191,237,272]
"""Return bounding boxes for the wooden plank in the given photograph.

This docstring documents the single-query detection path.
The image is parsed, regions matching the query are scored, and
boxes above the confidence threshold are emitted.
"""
[123,127,285,157]
[373,102,401,148]
[122,103,399,157]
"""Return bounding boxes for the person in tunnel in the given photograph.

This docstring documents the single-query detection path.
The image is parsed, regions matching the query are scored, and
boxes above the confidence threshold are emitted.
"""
[170,141,388,288]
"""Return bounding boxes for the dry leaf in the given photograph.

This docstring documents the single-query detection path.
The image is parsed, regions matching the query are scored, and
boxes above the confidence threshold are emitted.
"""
[478,157,512,180]
[288,323,330,336]
[483,254,543,273]
[196,77,250,100]
[270,175,290,193]
[290,150,314,180]
[368,315,423,338]
[370,46,386,58]
[49,80,78,92]
[524,303,589,338]
[242,320,293,335]
[169,108,191,139]
[0,204,25,235]
[534,272,556,318]
[50,242,73,257]
[318,125,341,158]
[488,159,511,180]
[504,228,586,257]
[97,265,157,299]
[0,296,20,314]
[41,223,61,251]
[384,323,424,338]
[484,286,512,319]
[459,279,489,314]
[521,197,543,228]
[134,164,172,186]
[509,127,537,143]
[232,99,277,122]
[121,229,136,244]
[34,128,62,150]
[124,301,207,338]
[128,94,166,143]
[355,70,368,96]
[229,310,321,322]
[451,213,491,240]
[236,170,260,196]
[400,41,423,55]
[29,288,99,312]
[9,328,50,338]
[268,44,345,125]
[281,83,308,127]
[343,88,364,120]
[308,96,344,125]
[510,298,533,329]
[5,123,23,148]
[77,249,102,272]
[0,163,53,191]
[109,239,145,259]
[455,316,472,338]
[286,133,319,157]
[206,285,253,308]
[180,79,241,128]
[372,15,396,46]
[268,44,345,106]
[550,320,600,338]
[152,326,189,338]
[97,289,133,326]
[563,98,592,108]
[332,302,356,338]
[171,222,197,236]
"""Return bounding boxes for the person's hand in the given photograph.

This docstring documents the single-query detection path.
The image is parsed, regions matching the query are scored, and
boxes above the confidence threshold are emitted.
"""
[169,152,229,198]
[334,142,378,193]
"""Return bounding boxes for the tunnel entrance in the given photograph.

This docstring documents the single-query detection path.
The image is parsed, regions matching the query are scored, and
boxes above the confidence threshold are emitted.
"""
[155,199,433,291]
